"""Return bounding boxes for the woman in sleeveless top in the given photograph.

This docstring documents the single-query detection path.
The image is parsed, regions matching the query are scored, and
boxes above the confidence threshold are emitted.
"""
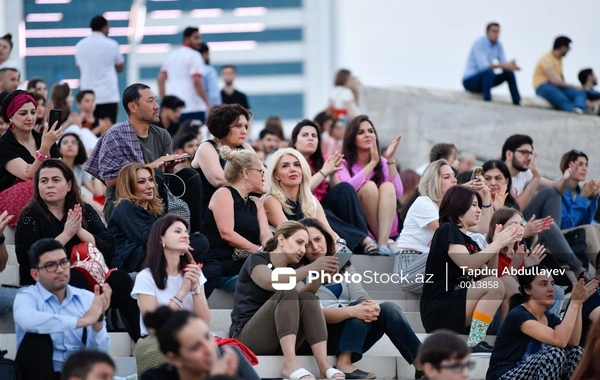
[201,147,272,297]
[191,104,257,219]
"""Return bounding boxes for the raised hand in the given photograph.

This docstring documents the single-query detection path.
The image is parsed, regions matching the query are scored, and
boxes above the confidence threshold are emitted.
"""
[310,256,339,275]
[383,135,402,160]
[530,153,541,178]
[321,152,344,177]
[492,184,508,210]
[562,161,579,182]
[41,121,62,152]
[369,138,380,165]
[0,211,13,236]
[183,263,203,293]
[523,245,547,267]
[571,278,599,304]
[581,181,596,198]
[492,224,520,248]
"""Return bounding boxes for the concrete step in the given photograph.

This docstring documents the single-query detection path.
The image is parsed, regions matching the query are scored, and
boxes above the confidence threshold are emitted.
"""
[0,332,134,360]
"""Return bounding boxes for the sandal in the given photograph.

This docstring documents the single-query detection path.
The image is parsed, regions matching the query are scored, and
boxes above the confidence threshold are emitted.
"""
[289,368,316,380]
[325,367,346,379]
[363,240,379,255]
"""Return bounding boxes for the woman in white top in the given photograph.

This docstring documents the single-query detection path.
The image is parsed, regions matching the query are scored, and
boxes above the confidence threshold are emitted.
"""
[394,159,493,293]
[329,69,360,121]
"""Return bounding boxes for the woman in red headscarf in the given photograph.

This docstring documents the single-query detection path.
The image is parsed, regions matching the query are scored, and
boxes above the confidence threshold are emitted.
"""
[0,90,61,226]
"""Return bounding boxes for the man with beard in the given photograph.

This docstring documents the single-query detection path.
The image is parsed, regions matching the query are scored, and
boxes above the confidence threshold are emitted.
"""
[13,238,111,379]
[578,68,600,114]
[533,36,587,113]
[501,134,592,281]
[85,84,201,227]
[220,65,250,110]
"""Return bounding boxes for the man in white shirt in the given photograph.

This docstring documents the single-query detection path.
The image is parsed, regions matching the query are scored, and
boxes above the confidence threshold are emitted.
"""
[157,27,210,123]
[75,15,124,124]
[501,134,591,279]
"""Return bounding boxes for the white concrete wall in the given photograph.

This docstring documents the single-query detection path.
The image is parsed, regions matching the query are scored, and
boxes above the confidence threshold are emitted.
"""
[335,0,600,98]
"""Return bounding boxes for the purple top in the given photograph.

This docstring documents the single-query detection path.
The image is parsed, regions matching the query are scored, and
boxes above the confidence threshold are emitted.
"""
[337,157,404,238]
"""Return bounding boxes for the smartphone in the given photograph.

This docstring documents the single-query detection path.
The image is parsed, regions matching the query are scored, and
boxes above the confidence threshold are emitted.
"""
[334,245,353,270]
[164,154,190,164]
[471,166,484,180]
[48,109,62,130]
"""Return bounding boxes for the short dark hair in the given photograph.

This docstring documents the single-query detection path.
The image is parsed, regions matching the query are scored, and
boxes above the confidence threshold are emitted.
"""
[29,238,66,269]
[61,349,115,380]
[259,128,278,140]
[220,65,237,73]
[183,27,199,40]
[0,34,13,49]
[313,110,333,130]
[417,330,469,367]
[206,104,251,139]
[439,186,482,227]
[122,83,151,116]
[76,90,95,104]
[144,306,199,355]
[0,67,18,77]
[161,95,185,110]
[176,133,198,151]
[578,68,593,86]
[26,77,46,91]
[482,160,519,209]
[429,143,457,162]
[486,22,500,32]
[500,134,533,161]
[199,42,209,53]
[559,149,588,174]
[90,15,108,32]
[553,36,572,50]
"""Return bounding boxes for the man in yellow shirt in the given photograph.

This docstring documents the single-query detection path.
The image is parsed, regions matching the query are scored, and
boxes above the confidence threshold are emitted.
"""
[533,36,587,113]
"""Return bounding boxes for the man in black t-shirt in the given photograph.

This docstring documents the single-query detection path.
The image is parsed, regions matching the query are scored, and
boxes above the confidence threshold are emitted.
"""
[220,65,250,110]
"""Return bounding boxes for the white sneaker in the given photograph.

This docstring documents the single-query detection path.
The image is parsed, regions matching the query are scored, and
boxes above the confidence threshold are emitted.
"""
[573,107,584,114]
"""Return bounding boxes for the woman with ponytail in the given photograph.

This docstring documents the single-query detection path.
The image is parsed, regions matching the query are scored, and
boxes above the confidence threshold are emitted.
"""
[230,221,345,380]
[486,267,598,380]
[141,306,245,380]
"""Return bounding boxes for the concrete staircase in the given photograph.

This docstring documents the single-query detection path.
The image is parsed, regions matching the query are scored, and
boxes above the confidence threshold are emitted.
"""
[0,238,492,379]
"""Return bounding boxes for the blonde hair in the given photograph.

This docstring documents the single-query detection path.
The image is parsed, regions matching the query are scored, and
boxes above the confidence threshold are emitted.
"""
[419,159,450,202]
[220,146,259,183]
[115,163,164,215]
[264,148,317,218]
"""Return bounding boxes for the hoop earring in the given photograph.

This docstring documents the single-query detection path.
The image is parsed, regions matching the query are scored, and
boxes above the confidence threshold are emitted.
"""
[8,122,15,131]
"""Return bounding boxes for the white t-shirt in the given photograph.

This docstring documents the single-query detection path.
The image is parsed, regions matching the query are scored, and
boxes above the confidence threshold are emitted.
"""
[511,169,533,198]
[160,46,207,113]
[75,32,124,104]
[131,268,208,336]
[63,124,98,153]
[329,86,360,115]
[396,196,439,253]
[0,59,21,72]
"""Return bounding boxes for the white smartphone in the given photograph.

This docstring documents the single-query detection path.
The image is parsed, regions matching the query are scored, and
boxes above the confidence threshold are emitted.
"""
[334,245,353,270]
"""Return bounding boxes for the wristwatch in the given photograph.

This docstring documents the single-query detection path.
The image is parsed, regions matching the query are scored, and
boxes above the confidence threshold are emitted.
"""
[191,285,202,295]
[335,238,347,246]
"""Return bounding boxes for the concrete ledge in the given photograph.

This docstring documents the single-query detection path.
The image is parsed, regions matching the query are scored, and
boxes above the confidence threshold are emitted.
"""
[362,85,600,179]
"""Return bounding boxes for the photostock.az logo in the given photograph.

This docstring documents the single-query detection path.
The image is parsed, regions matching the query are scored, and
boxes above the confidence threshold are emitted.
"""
[268,264,296,290]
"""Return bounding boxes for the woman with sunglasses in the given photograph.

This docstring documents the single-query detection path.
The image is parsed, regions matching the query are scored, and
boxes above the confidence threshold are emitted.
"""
[191,104,257,219]
[201,147,272,297]
[486,270,597,380]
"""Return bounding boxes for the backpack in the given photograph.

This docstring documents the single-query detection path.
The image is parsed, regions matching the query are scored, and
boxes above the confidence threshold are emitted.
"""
[0,350,19,380]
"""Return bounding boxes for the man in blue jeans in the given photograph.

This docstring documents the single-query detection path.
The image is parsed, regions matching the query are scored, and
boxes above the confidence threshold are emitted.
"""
[462,22,521,105]
[533,36,587,113]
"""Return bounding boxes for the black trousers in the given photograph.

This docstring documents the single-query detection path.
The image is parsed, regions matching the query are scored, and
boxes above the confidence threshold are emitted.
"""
[70,269,141,342]
[15,333,61,380]
[93,103,118,124]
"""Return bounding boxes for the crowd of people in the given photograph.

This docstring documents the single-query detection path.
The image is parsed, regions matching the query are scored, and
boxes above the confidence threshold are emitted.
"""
[0,14,599,380]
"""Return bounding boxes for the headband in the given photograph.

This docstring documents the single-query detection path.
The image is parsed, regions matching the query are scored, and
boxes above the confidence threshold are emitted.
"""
[6,93,37,120]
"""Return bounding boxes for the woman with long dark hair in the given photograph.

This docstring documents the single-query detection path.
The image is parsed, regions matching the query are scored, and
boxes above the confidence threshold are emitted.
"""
[288,119,378,254]
[14,159,140,341]
[339,115,403,253]
[486,269,597,380]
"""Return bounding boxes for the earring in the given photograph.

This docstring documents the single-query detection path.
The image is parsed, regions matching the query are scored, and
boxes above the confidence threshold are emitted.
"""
[162,243,165,248]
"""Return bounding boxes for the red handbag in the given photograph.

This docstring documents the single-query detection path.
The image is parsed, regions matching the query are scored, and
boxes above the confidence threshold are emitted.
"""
[0,180,34,227]
[70,242,116,291]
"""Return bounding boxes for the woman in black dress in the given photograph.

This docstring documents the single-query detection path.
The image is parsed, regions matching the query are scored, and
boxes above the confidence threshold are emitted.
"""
[420,185,520,355]
[201,147,272,297]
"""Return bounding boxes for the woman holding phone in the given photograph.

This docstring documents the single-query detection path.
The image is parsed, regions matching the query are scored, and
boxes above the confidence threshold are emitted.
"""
[298,218,423,380]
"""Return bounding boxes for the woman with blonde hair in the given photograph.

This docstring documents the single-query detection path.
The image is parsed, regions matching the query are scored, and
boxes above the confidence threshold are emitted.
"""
[201,146,273,297]
[108,162,209,272]
[395,159,492,293]
[263,148,366,253]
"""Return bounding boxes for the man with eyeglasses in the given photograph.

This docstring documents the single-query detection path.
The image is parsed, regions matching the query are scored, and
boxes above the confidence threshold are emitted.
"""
[12,238,111,380]
[418,330,472,380]
[501,134,593,281]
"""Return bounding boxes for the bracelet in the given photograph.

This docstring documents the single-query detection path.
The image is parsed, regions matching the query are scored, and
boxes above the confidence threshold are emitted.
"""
[35,150,51,162]
[387,158,396,165]
[482,203,493,208]
[257,245,263,252]
[170,297,183,309]
[318,170,326,177]
[173,295,184,304]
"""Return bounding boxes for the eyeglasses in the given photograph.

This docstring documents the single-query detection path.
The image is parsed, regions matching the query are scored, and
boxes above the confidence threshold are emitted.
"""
[36,258,70,272]
[248,168,265,176]
[515,149,534,157]
[435,360,475,373]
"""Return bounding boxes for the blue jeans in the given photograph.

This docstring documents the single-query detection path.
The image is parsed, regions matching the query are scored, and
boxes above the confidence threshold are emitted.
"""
[536,83,587,112]
[327,300,421,363]
[463,69,521,104]
[179,111,206,124]
[0,285,23,313]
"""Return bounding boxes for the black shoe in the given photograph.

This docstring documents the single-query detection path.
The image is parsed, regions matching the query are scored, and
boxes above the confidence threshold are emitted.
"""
[470,341,494,356]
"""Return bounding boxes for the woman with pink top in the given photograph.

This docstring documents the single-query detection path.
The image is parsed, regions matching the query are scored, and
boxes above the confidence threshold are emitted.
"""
[339,115,403,254]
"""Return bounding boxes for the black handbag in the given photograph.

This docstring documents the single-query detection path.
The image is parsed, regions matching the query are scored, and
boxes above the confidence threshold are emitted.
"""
[0,350,19,380]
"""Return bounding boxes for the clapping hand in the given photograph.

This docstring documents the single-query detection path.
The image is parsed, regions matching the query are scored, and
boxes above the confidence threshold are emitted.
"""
[523,244,547,267]
[523,215,552,238]
[492,184,508,210]
[562,161,579,182]
[571,278,599,304]
[382,135,402,160]
[321,152,344,177]
[64,204,83,238]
